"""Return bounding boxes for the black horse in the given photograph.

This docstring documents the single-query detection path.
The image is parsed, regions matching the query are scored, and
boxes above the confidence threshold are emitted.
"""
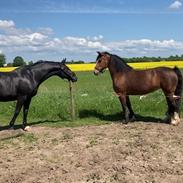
[0,59,77,130]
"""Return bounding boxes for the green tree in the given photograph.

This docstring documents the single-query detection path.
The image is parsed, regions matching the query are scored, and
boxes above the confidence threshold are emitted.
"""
[0,53,6,67]
[13,56,25,67]
[28,61,33,65]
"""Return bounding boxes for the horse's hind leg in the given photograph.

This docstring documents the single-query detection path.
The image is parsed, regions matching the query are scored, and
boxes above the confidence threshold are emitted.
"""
[165,95,180,125]
[22,97,32,129]
[9,97,25,128]
[126,96,136,121]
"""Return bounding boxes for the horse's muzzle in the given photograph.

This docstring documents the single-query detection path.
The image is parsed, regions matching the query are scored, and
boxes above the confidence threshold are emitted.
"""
[94,69,100,75]
[71,77,78,82]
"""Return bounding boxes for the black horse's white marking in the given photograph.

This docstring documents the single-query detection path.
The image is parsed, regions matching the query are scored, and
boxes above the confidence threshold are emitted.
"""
[0,59,77,130]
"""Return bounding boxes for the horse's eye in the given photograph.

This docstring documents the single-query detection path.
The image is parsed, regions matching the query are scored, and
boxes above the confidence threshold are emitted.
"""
[98,60,101,63]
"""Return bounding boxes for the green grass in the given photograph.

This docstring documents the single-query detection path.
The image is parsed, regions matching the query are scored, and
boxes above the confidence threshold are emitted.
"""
[0,71,182,128]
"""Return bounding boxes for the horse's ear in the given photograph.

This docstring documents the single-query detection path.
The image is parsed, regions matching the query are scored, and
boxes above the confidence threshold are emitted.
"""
[97,51,101,56]
[61,58,66,64]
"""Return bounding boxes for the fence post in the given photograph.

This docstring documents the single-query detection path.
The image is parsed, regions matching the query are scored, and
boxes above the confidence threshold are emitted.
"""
[69,81,75,121]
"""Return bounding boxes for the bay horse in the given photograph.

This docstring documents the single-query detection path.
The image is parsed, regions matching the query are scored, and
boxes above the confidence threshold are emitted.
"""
[0,59,77,130]
[94,52,183,125]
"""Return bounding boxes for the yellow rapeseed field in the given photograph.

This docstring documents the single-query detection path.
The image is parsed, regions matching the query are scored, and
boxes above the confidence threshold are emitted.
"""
[0,61,183,72]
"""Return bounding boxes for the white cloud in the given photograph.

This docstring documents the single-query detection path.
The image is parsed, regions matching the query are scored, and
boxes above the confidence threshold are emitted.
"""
[169,1,182,9]
[0,20,15,29]
[1,19,183,61]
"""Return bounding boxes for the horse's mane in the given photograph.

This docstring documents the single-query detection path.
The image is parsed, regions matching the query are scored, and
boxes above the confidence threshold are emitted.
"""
[110,54,132,72]
[15,60,60,71]
[31,60,59,66]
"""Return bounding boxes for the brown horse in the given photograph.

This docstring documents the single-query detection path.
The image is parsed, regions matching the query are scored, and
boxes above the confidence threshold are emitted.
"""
[94,52,183,125]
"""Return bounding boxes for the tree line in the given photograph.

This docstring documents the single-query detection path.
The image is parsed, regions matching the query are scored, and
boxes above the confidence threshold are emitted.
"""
[123,54,183,63]
[0,54,33,67]
[0,53,183,67]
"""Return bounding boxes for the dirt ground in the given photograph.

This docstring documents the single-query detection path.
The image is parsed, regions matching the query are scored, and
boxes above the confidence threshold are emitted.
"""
[0,121,183,183]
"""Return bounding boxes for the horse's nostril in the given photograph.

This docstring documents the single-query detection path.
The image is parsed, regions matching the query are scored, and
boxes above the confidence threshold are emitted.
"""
[94,69,99,75]
[71,77,77,82]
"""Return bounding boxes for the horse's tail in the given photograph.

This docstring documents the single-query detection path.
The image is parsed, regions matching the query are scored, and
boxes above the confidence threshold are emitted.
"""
[174,66,183,97]
[173,67,183,114]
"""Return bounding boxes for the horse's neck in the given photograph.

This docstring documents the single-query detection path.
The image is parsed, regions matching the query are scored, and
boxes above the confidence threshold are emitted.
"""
[108,63,117,79]
[32,64,60,86]
[108,57,132,80]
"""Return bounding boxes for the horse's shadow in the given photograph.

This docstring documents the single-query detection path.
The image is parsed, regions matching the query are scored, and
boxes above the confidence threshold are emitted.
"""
[0,110,165,131]
[79,109,164,124]
[0,119,62,131]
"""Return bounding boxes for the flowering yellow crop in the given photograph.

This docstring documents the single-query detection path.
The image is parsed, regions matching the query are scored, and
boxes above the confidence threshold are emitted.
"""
[67,64,95,71]
[0,61,183,72]
[128,61,183,69]
[0,67,16,72]
[67,61,183,71]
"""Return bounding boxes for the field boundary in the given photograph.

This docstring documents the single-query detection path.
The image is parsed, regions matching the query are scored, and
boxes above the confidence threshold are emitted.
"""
[0,61,183,72]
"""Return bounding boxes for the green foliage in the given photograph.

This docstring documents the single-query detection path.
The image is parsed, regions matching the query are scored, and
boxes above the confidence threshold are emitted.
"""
[67,60,85,64]
[7,63,13,67]
[0,53,6,67]
[124,54,183,63]
[13,56,25,67]
[28,61,33,65]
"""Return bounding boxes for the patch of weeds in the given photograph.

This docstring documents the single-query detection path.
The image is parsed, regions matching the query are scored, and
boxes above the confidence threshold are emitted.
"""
[86,136,98,148]
[110,173,119,182]
[87,172,100,182]
[0,133,24,147]
[112,137,120,145]
[51,138,59,145]
[21,133,38,144]
[62,132,73,141]
[0,133,24,141]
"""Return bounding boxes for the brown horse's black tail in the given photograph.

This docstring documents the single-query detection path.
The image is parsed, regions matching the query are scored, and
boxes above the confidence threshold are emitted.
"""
[174,66,183,97]
[174,66,183,113]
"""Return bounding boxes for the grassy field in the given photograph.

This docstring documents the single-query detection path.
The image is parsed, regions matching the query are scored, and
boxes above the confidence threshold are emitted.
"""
[0,71,181,128]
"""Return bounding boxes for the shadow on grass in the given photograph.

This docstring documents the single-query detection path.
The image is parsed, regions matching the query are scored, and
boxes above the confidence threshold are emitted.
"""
[0,110,167,131]
[79,109,165,124]
[0,119,66,131]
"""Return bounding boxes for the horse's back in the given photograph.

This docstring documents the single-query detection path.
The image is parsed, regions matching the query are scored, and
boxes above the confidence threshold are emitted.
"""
[0,69,35,101]
[115,67,178,95]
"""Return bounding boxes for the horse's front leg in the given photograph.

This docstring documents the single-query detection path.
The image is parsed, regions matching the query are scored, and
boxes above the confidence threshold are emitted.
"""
[126,96,136,122]
[22,97,32,130]
[119,94,129,124]
[9,97,26,129]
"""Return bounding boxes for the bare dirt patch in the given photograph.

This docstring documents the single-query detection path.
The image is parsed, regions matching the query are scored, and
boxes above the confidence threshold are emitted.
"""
[1,122,183,183]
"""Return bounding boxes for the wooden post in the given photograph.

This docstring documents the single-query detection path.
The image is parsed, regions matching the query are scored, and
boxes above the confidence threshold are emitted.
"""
[69,81,75,121]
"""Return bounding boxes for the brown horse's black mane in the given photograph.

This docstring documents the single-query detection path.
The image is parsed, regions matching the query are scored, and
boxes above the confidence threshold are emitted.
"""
[110,54,133,72]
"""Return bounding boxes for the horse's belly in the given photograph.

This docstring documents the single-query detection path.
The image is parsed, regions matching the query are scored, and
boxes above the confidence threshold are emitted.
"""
[0,95,17,101]
[127,85,160,95]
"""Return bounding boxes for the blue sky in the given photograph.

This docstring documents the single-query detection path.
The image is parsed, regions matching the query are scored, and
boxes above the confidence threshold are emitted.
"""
[0,0,183,62]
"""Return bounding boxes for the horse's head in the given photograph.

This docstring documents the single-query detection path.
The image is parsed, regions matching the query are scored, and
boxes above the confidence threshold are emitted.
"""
[57,59,77,82]
[94,51,111,75]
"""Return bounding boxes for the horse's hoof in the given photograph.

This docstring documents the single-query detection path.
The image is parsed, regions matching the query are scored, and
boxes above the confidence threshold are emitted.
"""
[163,115,171,124]
[171,119,180,126]
[170,112,181,126]
[122,120,128,125]
[23,126,31,131]
[9,126,14,130]
[129,115,136,122]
